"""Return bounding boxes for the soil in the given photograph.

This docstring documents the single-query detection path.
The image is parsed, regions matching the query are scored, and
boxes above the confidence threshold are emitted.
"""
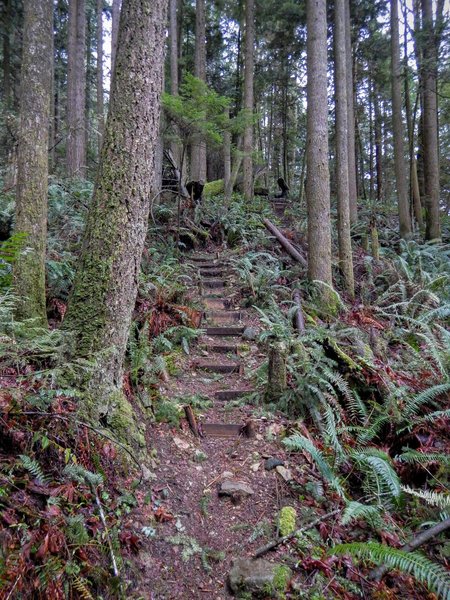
[126,246,324,599]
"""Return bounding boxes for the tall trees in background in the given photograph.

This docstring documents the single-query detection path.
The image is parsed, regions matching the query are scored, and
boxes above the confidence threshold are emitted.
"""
[67,0,86,177]
[344,0,358,223]
[14,0,53,324]
[110,0,121,78]
[306,0,332,289]
[242,0,255,202]
[190,0,206,181]
[96,0,104,153]
[421,0,442,240]
[64,0,168,433]
[391,0,412,238]
[334,0,354,298]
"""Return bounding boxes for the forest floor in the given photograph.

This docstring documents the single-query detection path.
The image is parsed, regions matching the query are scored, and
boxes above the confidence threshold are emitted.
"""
[129,248,319,599]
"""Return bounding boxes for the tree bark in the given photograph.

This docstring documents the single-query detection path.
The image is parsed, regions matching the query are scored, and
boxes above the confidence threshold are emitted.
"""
[390,0,412,238]
[242,0,255,202]
[169,0,182,169]
[96,0,104,155]
[63,0,168,442]
[334,0,354,299]
[110,0,121,78]
[373,84,383,205]
[223,106,231,195]
[2,0,12,110]
[344,0,357,223]
[421,0,441,240]
[13,0,53,325]
[306,0,332,290]
[67,0,86,177]
[190,0,207,181]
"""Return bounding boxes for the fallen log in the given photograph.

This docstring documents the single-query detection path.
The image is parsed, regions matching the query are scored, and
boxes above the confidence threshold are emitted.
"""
[262,218,307,267]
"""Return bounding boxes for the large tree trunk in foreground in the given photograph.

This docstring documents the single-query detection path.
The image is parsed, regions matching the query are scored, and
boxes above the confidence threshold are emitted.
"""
[421,0,441,240]
[306,0,332,290]
[334,0,354,299]
[190,0,206,181]
[391,0,412,238]
[64,0,168,443]
[14,0,52,325]
[67,0,86,177]
[242,0,255,202]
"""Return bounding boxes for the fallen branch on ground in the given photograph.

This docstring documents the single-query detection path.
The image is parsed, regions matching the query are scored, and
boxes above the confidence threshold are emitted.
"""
[253,509,340,558]
[369,516,450,581]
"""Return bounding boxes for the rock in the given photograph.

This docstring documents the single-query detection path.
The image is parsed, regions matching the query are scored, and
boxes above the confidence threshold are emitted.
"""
[242,326,258,341]
[229,557,291,595]
[173,436,190,450]
[221,471,234,479]
[141,465,156,481]
[250,462,260,472]
[275,465,293,481]
[264,457,284,471]
[219,479,254,500]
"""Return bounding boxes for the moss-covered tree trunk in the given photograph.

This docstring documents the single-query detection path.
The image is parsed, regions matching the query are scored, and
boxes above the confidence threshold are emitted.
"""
[13,0,52,325]
[63,0,168,441]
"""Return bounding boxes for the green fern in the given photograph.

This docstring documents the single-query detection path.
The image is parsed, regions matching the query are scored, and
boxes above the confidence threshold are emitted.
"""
[401,486,450,509]
[341,501,384,529]
[63,464,103,488]
[329,541,450,599]
[19,454,50,484]
[283,433,344,496]
[397,449,450,467]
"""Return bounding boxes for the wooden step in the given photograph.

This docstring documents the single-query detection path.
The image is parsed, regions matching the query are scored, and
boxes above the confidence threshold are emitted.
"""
[215,389,253,401]
[206,326,244,336]
[190,254,218,262]
[200,344,238,354]
[201,423,243,437]
[197,361,240,374]
[202,297,227,309]
[202,279,226,289]
[204,310,241,323]
[199,268,224,277]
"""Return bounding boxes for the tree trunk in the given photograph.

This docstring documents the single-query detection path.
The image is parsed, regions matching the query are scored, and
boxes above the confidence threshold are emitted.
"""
[373,84,383,205]
[242,0,254,202]
[390,0,412,238]
[344,0,357,223]
[306,0,332,290]
[67,0,86,177]
[223,106,231,194]
[421,0,441,240]
[13,0,52,325]
[96,0,104,155]
[169,0,182,168]
[63,0,168,443]
[190,0,207,181]
[110,0,121,78]
[2,0,12,109]
[334,0,354,299]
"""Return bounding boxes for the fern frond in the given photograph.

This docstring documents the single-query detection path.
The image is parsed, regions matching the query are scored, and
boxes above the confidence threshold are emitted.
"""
[283,433,344,496]
[72,576,95,600]
[401,486,450,509]
[341,501,384,529]
[19,455,50,484]
[63,464,103,488]
[351,449,401,499]
[329,542,450,599]
[397,449,450,467]
[404,383,450,418]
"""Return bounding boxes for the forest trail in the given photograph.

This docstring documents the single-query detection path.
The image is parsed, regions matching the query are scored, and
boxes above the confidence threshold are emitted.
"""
[132,228,324,599]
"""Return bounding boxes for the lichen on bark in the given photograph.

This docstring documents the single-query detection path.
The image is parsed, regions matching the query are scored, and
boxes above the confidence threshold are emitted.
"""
[63,0,168,446]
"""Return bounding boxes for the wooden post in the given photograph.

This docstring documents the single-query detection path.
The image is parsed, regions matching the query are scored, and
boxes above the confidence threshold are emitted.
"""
[264,341,287,403]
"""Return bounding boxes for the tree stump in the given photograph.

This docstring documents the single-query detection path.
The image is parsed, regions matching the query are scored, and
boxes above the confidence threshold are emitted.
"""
[264,341,287,402]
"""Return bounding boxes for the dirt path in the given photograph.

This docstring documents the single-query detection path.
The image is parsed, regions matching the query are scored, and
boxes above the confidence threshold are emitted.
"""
[131,245,317,599]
